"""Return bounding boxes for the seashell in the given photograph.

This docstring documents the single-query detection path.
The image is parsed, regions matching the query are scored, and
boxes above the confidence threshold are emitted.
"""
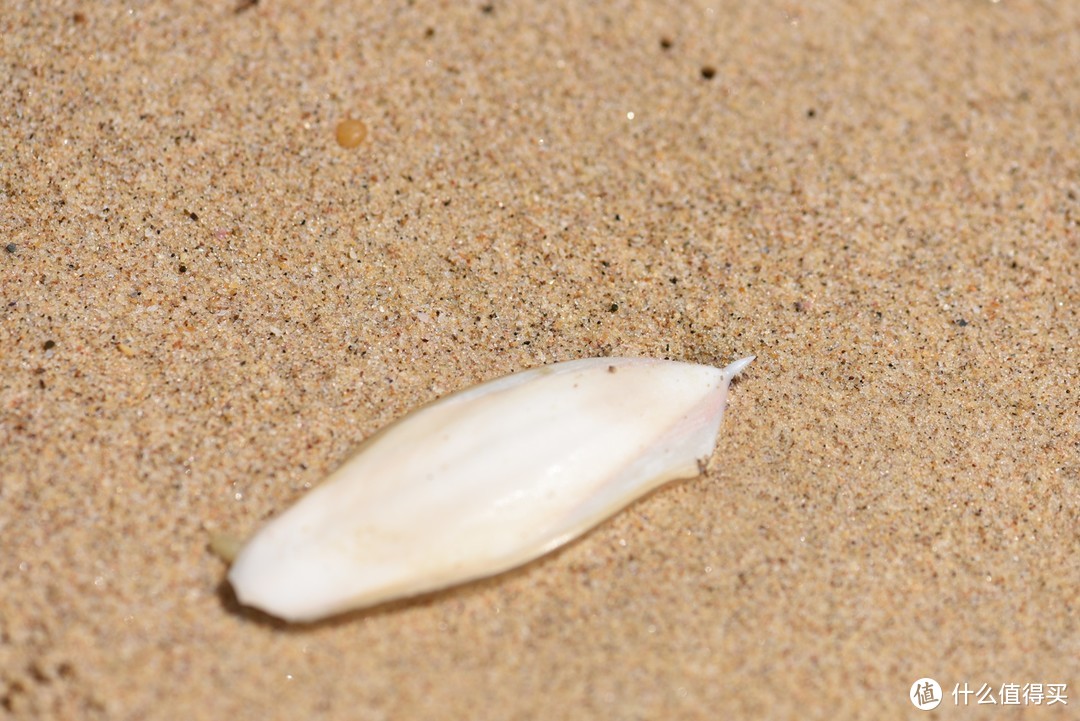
[227,356,753,622]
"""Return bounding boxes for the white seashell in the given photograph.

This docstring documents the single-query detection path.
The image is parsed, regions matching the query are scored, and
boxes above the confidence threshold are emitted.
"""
[227,356,753,622]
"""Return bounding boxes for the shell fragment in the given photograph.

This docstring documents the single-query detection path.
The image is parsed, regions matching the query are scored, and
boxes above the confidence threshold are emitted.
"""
[228,356,753,622]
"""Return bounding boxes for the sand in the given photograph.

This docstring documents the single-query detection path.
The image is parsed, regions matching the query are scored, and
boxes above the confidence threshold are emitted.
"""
[1,1,1076,718]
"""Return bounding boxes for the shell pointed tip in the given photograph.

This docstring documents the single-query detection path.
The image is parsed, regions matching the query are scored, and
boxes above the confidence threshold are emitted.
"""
[724,356,755,377]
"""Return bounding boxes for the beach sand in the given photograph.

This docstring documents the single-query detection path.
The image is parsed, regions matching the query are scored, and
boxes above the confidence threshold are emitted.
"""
[1,1,1076,717]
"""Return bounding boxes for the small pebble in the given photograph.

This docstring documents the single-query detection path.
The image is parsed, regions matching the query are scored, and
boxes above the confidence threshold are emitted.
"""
[5,243,15,253]
[335,118,368,149]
